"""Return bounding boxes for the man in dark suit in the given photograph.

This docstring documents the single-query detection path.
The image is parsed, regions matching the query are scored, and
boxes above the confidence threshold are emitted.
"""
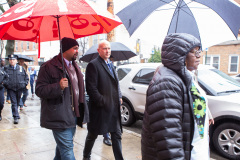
[83,40,124,160]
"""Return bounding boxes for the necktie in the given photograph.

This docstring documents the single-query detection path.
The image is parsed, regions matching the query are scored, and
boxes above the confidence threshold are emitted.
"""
[69,62,72,69]
[107,63,114,76]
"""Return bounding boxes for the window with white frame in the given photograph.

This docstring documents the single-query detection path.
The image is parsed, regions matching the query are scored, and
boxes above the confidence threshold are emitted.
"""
[93,35,98,45]
[203,55,220,69]
[15,42,18,51]
[229,55,239,73]
[33,42,36,50]
[99,34,107,41]
[21,42,23,51]
[27,42,30,50]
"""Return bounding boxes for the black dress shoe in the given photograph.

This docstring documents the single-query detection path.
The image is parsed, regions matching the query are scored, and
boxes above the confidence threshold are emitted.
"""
[14,118,19,124]
[103,138,112,146]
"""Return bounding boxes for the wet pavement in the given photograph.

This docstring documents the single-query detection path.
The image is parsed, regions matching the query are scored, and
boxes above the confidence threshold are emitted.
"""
[0,96,227,160]
[0,96,141,160]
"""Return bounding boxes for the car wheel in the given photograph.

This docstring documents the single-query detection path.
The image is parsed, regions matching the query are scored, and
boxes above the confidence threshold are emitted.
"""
[212,123,240,160]
[120,102,136,126]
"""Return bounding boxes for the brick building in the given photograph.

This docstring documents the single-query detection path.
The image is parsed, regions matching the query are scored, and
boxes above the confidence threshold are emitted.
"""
[199,0,240,76]
[200,40,240,76]
[14,40,39,67]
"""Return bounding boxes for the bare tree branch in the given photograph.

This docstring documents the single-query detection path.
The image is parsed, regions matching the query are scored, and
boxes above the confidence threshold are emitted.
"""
[0,5,5,13]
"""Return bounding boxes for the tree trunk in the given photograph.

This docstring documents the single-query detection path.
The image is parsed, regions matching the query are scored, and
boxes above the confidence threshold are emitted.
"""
[107,0,114,42]
[5,0,19,60]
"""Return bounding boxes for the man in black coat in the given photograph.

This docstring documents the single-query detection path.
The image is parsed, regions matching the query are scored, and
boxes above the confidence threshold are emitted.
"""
[4,54,29,124]
[83,40,124,160]
[36,37,89,160]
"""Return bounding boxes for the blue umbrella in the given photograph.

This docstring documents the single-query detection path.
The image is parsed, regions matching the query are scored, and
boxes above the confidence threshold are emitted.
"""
[80,42,137,62]
[117,0,240,49]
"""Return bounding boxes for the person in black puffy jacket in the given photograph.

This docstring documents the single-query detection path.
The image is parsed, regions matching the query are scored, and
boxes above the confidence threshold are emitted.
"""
[142,33,212,160]
[4,54,29,124]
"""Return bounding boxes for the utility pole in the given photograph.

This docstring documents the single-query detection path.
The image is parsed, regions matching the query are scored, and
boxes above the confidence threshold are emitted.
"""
[107,0,114,42]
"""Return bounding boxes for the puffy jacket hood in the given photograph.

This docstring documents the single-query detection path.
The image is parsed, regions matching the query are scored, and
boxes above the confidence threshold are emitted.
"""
[162,33,201,71]
[161,33,201,86]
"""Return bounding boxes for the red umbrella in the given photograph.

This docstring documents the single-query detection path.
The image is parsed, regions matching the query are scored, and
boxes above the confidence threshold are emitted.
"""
[0,0,122,56]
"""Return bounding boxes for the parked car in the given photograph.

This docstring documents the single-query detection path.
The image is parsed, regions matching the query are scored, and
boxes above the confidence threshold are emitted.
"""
[232,73,240,83]
[117,63,161,126]
[117,63,240,160]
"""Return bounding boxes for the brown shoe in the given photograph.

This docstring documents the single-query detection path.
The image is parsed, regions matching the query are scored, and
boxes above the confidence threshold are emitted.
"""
[24,104,27,107]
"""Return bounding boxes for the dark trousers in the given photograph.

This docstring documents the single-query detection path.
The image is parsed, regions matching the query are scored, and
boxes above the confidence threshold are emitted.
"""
[8,89,22,119]
[0,88,4,114]
[30,82,34,94]
[83,129,124,160]
[6,89,10,100]
[19,88,28,107]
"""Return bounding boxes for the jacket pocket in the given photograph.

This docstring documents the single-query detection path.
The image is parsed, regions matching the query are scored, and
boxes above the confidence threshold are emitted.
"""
[50,73,62,84]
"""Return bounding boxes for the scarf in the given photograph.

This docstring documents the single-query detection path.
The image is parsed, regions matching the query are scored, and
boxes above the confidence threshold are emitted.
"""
[190,82,207,138]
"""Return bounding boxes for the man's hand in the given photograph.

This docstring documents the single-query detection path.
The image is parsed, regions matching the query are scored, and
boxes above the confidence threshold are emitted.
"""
[60,78,68,90]
[120,98,123,104]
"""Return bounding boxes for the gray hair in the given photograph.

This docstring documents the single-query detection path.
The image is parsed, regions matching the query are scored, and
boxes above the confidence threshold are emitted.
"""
[98,40,110,49]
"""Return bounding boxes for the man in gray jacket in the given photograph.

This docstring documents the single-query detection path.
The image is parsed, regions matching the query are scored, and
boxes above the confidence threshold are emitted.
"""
[36,37,88,160]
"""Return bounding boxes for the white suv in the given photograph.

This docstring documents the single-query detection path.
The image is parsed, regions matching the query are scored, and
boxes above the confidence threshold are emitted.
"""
[117,63,240,160]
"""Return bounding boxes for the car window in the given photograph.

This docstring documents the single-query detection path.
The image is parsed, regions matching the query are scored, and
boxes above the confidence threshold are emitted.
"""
[117,68,131,81]
[132,69,155,85]
[198,68,240,95]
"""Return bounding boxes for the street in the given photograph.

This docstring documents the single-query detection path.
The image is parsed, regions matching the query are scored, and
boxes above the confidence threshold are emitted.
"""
[0,96,227,160]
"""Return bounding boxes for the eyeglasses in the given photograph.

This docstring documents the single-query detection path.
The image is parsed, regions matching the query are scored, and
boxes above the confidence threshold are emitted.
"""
[190,50,201,57]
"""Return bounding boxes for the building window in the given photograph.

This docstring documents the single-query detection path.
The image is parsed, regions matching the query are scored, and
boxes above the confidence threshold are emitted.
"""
[21,42,23,51]
[99,34,107,41]
[33,42,36,50]
[93,35,98,45]
[27,42,30,50]
[39,58,44,62]
[203,55,220,69]
[28,57,34,65]
[229,55,239,73]
[15,42,18,51]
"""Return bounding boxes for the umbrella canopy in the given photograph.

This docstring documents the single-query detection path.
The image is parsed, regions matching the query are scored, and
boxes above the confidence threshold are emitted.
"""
[16,54,34,62]
[80,42,137,62]
[5,54,34,62]
[117,0,240,49]
[0,0,122,43]
[0,0,122,77]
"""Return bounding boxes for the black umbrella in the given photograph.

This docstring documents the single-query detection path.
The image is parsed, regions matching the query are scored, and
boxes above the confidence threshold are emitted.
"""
[117,0,240,49]
[5,54,34,62]
[80,42,137,62]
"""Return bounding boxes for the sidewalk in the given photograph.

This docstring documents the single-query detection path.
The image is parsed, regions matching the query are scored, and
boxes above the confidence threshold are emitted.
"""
[0,97,141,160]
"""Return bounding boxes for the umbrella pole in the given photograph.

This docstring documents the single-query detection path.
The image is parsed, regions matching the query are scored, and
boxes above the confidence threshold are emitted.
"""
[56,15,66,78]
